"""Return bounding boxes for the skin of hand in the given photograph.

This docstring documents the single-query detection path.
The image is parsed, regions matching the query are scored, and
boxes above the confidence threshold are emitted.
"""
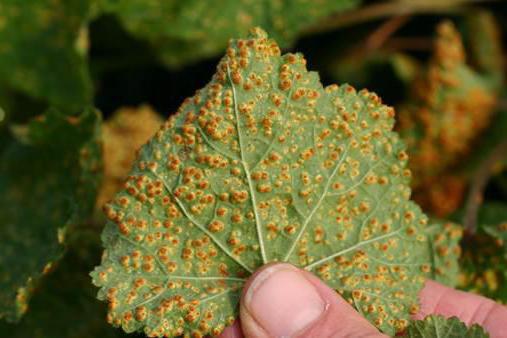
[219,263,507,338]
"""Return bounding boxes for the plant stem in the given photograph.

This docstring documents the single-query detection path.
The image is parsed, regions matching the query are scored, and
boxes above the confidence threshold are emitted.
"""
[304,0,495,35]
[463,138,507,234]
[365,15,410,51]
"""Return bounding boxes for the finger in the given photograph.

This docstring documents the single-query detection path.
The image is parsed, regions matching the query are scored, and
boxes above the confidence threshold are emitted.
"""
[417,280,507,336]
[238,263,386,338]
[219,320,244,338]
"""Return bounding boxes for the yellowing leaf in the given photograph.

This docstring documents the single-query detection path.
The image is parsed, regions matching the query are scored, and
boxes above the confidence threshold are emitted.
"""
[92,28,432,337]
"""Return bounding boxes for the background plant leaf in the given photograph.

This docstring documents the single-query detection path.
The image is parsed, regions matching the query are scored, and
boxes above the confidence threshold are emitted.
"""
[456,203,507,302]
[462,10,504,89]
[98,0,360,67]
[0,0,94,110]
[0,238,126,338]
[398,21,499,186]
[0,108,102,322]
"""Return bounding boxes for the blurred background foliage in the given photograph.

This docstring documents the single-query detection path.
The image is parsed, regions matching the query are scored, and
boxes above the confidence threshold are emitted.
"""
[1,0,507,336]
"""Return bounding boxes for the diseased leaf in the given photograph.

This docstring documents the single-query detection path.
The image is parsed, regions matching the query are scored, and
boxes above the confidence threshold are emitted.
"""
[405,315,489,338]
[458,232,507,302]
[457,203,507,302]
[425,222,462,287]
[92,28,432,337]
[97,105,164,210]
[398,21,498,187]
[0,0,94,109]
[0,108,102,322]
[414,175,466,218]
[396,20,503,218]
[99,0,359,67]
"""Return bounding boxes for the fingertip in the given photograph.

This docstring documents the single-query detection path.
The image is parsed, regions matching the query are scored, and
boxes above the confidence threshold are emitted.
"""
[239,263,384,338]
[241,263,326,337]
[219,321,244,338]
[415,280,450,320]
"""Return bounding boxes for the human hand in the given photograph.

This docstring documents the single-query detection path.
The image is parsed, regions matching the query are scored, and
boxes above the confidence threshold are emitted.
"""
[219,263,507,338]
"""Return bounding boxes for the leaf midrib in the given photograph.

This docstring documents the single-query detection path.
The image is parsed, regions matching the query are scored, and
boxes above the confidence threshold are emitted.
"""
[227,64,268,264]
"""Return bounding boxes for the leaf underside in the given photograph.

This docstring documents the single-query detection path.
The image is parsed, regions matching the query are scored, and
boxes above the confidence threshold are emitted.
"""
[92,28,431,337]
[405,315,489,338]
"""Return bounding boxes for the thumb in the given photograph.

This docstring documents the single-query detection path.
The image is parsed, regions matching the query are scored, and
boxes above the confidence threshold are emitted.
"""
[238,263,386,338]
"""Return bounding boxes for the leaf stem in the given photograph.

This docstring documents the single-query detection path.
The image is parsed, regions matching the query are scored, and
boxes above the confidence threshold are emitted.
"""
[463,138,507,234]
[304,0,495,35]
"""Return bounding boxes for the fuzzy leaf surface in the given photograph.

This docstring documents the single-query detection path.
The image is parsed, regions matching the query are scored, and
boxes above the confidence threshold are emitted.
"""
[405,315,489,338]
[92,28,431,337]
[0,108,102,322]
[0,0,93,109]
[99,0,359,67]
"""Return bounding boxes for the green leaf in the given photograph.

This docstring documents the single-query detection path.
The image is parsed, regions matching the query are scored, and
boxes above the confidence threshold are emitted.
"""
[0,0,94,109]
[328,52,421,93]
[92,28,433,336]
[458,232,507,302]
[0,108,102,322]
[405,315,489,338]
[476,203,507,241]
[0,242,124,338]
[461,111,507,175]
[462,10,504,89]
[99,0,359,67]
[425,222,462,287]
